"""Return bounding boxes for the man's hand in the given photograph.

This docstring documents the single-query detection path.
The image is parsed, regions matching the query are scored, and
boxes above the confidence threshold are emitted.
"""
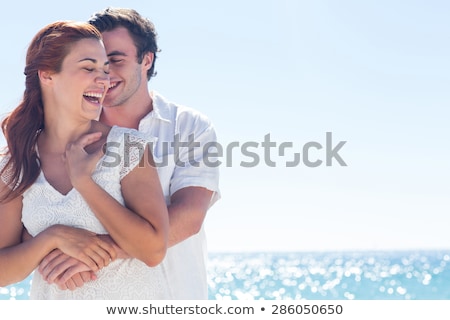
[47,225,116,272]
[39,234,129,290]
[39,249,96,290]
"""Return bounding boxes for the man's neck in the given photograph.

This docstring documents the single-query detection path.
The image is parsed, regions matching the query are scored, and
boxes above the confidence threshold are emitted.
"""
[100,96,153,130]
[100,108,139,129]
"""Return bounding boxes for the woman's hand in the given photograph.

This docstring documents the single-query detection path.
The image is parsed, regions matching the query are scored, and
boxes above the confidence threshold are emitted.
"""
[45,225,116,272]
[39,234,128,290]
[63,132,104,189]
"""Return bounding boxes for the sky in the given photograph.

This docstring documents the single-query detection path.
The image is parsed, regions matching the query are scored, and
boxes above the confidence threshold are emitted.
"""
[0,0,449,253]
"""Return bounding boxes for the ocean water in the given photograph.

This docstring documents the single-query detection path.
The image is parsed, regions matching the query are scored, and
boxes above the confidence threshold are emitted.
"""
[1,250,449,300]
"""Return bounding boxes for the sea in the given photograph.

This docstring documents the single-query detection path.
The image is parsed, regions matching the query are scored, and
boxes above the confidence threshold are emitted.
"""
[1,250,449,300]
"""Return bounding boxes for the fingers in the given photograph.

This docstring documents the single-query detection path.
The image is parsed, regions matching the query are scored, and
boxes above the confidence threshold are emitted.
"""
[38,249,63,275]
[72,132,103,149]
[44,257,98,291]
[76,250,101,272]
[58,265,94,285]
[97,238,117,262]
[63,132,102,160]
[42,243,111,282]
[57,281,69,291]
[63,132,105,185]
[57,278,80,291]
[82,270,97,282]
[70,273,86,289]
[54,228,117,272]
[46,228,118,287]
[86,237,117,269]
[53,269,95,291]
[63,132,103,162]
[75,240,115,272]
[43,255,79,283]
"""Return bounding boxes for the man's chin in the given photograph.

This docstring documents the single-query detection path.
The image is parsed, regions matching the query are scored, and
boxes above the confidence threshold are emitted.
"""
[101,99,115,108]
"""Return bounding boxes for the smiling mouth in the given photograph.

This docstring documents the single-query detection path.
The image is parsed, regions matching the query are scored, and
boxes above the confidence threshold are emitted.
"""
[83,92,104,104]
[108,82,118,91]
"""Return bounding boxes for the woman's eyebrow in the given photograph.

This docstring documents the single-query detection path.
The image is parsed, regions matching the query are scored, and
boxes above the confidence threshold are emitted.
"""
[78,57,97,63]
[78,58,109,66]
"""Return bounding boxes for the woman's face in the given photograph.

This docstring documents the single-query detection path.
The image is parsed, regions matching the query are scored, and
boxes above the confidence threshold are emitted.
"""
[50,38,110,121]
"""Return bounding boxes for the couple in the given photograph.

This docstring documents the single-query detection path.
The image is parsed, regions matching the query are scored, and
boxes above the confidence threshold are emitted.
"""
[0,7,219,299]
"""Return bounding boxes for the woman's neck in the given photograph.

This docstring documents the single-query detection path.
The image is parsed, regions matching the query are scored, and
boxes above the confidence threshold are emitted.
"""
[38,120,106,154]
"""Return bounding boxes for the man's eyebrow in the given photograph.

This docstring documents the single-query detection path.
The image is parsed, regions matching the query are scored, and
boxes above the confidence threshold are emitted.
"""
[107,50,127,57]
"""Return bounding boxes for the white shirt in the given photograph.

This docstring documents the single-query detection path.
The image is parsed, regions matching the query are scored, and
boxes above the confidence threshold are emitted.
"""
[138,91,220,299]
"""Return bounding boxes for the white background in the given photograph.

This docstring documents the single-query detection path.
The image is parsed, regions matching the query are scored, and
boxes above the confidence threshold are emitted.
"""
[0,0,449,252]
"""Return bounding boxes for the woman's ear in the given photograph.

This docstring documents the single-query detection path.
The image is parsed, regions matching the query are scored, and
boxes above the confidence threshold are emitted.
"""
[38,70,53,86]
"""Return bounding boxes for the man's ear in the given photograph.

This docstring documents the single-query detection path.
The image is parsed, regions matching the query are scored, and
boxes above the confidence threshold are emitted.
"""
[142,52,154,70]
[38,70,53,86]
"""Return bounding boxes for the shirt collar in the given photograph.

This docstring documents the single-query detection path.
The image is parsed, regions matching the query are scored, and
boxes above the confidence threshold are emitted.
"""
[140,90,172,125]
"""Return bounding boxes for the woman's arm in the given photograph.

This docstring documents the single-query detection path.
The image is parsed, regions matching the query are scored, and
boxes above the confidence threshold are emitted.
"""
[38,235,129,289]
[65,133,169,267]
[0,194,41,286]
[0,184,117,287]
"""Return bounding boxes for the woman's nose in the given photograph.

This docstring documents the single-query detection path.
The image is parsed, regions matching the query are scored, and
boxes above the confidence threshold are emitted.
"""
[96,73,110,87]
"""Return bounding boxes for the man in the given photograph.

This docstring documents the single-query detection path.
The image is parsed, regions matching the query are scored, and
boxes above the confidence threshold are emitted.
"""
[39,7,220,299]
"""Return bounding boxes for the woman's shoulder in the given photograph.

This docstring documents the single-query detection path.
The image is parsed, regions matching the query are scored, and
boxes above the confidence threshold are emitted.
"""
[104,126,156,179]
[0,150,11,171]
[108,126,155,143]
[105,126,157,159]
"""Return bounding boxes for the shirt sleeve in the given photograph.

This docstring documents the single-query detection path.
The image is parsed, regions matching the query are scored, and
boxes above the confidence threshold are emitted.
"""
[0,154,11,186]
[169,114,221,204]
[112,128,158,181]
[0,153,22,191]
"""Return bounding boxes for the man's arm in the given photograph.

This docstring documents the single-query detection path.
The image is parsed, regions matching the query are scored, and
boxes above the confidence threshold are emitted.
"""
[167,112,220,246]
[167,186,214,247]
[37,186,214,287]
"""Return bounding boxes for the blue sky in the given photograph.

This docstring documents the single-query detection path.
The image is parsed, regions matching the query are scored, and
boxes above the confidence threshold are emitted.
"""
[0,1,449,252]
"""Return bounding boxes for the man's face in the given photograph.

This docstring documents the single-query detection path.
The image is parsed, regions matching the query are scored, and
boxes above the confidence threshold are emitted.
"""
[100,27,145,108]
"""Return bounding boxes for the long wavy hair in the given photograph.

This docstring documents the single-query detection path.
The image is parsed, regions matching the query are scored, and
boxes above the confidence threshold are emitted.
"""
[0,21,102,202]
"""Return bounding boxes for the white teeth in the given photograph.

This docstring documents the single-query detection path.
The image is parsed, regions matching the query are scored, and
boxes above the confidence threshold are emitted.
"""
[83,92,103,98]
[109,83,117,89]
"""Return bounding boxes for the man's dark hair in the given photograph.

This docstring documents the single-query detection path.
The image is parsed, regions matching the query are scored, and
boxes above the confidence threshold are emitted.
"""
[88,7,159,80]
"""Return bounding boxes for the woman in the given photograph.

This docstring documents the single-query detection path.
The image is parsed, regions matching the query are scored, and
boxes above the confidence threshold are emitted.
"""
[0,21,171,299]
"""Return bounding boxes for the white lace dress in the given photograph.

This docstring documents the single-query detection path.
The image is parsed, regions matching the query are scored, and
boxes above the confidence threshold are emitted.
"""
[20,126,171,299]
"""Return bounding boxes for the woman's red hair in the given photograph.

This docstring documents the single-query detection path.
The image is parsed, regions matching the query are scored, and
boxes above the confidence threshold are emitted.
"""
[0,21,102,202]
